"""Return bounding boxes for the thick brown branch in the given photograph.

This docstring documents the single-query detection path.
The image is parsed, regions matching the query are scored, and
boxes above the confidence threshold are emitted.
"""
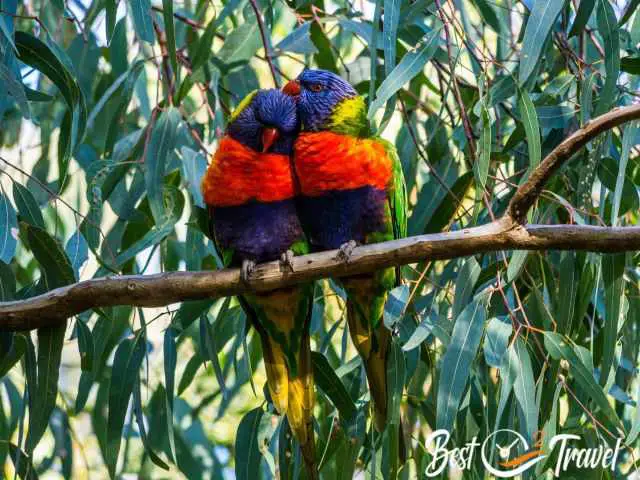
[1,221,639,331]
[508,104,640,223]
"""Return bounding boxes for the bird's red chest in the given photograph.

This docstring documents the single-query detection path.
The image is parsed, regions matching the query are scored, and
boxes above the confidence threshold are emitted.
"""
[202,136,295,207]
[293,132,393,196]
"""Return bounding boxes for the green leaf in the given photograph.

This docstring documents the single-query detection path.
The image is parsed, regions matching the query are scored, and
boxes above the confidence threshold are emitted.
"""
[619,0,640,25]
[162,0,178,83]
[368,0,382,104]
[132,379,171,470]
[519,0,567,84]
[0,192,17,263]
[518,89,541,169]
[105,0,117,43]
[235,407,264,480]
[144,107,181,224]
[595,0,620,115]
[26,324,66,452]
[177,353,203,395]
[218,18,260,65]
[14,32,86,179]
[192,18,218,71]
[310,20,338,73]
[0,64,29,118]
[423,171,474,234]
[24,224,75,291]
[0,7,17,54]
[436,297,486,431]
[311,351,357,422]
[621,55,640,74]
[453,258,480,319]
[275,23,317,54]
[471,0,502,33]
[483,317,511,368]
[474,104,491,189]
[512,338,538,442]
[598,157,639,215]
[383,285,409,330]
[106,332,146,478]
[65,231,88,278]
[75,318,93,372]
[627,380,640,443]
[127,0,155,43]
[383,0,400,74]
[86,61,144,133]
[0,259,15,301]
[163,327,177,463]
[12,182,44,228]
[543,332,621,427]
[8,443,38,480]
[612,122,638,224]
[386,339,405,427]
[506,250,529,282]
[200,311,228,399]
[601,254,626,387]
[180,146,207,208]
[369,26,442,118]
[569,0,596,37]
[0,333,26,377]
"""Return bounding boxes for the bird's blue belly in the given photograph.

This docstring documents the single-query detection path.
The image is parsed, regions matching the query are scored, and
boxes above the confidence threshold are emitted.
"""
[212,199,303,264]
[296,186,387,251]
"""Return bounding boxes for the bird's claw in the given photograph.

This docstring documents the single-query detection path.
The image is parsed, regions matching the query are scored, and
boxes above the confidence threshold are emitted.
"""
[280,249,295,273]
[241,259,256,284]
[335,240,357,263]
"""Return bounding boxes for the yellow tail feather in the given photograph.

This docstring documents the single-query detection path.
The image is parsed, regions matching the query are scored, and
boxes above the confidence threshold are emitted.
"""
[262,335,289,414]
[343,277,390,432]
[254,293,318,477]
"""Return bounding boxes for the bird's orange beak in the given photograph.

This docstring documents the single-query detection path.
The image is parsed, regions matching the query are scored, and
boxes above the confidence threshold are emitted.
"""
[283,80,301,96]
[261,127,280,152]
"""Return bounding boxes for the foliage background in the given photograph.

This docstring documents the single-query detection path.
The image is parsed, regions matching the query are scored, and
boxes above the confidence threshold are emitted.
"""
[0,0,639,478]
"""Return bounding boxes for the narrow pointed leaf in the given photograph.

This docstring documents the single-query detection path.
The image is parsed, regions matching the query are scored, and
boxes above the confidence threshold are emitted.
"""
[436,298,486,431]
[106,333,146,478]
[519,0,567,84]
[0,193,17,263]
[235,407,264,480]
[311,352,357,422]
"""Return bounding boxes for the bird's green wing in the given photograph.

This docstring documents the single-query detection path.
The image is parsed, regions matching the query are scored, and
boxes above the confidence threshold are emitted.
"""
[380,139,408,241]
[379,139,408,286]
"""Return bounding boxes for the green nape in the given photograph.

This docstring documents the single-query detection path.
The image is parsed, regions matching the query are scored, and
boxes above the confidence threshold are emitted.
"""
[326,96,372,137]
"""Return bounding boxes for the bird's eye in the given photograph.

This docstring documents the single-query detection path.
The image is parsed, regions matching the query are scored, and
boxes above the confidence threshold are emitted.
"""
[310,84,323,92]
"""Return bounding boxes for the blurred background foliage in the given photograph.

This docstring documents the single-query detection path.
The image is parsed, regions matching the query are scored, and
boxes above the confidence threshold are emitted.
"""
[0,0,639,478]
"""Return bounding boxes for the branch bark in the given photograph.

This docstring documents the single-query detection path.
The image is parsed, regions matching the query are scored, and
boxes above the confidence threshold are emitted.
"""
[507,104,640,223]
[1,221,639,331]
[1,105,640,331]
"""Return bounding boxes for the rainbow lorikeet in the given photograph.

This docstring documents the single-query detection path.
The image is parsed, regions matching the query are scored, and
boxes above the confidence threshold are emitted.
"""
[201,89,317,474]
[283,70,407,431]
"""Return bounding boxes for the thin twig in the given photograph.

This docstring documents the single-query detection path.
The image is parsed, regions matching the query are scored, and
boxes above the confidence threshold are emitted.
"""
[247,0,279,87]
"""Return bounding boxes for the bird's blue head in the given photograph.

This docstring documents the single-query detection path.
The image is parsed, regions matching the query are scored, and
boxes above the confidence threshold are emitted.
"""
[226,89,299,155]
[283,69,357,131]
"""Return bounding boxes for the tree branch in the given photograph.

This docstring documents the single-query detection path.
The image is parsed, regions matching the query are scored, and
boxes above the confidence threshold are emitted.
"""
[1,105,639,331]
[248,0,279,88]
[508,104,640,223]
[1,221,639,331]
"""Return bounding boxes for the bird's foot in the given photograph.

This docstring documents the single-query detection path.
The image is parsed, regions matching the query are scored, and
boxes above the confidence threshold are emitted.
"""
[241,259,256,284]
[280,249,295,273]
[335,240,357,263]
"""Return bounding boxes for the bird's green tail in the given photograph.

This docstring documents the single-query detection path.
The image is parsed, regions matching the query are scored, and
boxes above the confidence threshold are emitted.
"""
[342,276,391,432]
[250,287,317,477]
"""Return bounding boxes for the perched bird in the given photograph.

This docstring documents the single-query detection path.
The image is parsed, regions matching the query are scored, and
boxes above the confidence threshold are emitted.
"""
[283,70,407,431]
[201,89,317,476]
